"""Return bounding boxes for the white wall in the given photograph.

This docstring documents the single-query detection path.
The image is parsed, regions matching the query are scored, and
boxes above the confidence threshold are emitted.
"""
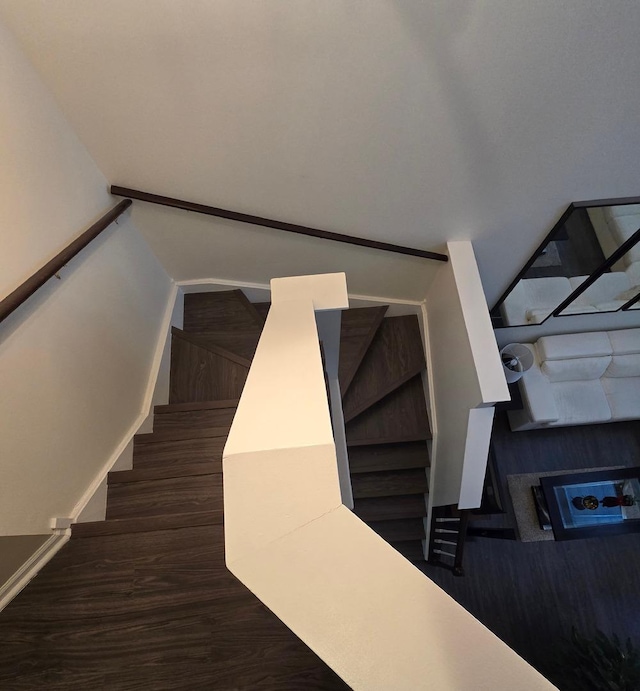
[0,19,173,545]
[425,242,508,509]
[130,203,442,302]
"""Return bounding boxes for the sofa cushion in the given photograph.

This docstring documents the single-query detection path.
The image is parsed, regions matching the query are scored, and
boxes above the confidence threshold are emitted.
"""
[608,328,640,355]
[542,356,611,382]
[605,354,640,378]
[602,377,640,420]
[604,204,640,219]
[550,380,612,425]
[568,273,630,308]
[502,276,572,326]
[536,331,612,361]
[525,306,597,323]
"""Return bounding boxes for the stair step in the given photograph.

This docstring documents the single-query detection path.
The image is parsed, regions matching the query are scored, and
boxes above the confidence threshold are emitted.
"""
[338,307,388,396]
[135,426,230,445]
[390,540,425,562]
[367,518,426,542]
[178,329,261,362]
[342,315,425,422]
[353,494,426,521]
[183,289,264,332]
[133,436,226,471]
[346,375,431,446]
[106,474,222,520]
[109,461,221,485]
[152,406,237,433]
[351,469,428,498]
[169,334,249,404]
[155,400,240,414]
[252,302,270,323]
[347,442,429,473]
[72,510,223,538]
[171,327,252,368]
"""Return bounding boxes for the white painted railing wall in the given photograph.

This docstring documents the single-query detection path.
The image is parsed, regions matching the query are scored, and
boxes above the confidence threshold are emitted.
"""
[424,241,510,510]
[223,272,555,691]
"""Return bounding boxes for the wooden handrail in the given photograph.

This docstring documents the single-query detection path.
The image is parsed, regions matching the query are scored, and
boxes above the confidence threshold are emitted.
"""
[110,185,448,262]
[0,200,132,324]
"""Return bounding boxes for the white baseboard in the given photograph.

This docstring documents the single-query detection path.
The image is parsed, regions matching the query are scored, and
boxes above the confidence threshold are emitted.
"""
[0,531,70,612]
[69,282,180,522]
[0,283,181,613]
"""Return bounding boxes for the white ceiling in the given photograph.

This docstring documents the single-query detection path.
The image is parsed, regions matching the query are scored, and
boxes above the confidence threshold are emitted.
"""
[2,1,640,303]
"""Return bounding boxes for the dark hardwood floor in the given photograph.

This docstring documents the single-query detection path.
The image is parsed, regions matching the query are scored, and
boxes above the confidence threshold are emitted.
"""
[421,412,640,679]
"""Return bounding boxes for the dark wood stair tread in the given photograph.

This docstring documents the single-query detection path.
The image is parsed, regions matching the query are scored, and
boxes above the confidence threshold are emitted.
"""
[155,400,239,414]
[338,306,388,396]
[390,540,425,562]
[171,327,252,368]
[353,494,426,521]
[183,290,264,332]
[252,302,270,323]
[346,375,431,446]
[351,468,428,499]
[169,335,249,404]
[367,518,426,542]
[72,510,223,538]
[132,436,226,470]
[177,329,261,362]
[135,426,230,445]
[106,474,222,520]
[152,406,237,433]
[343,315,425,422]
[348,442,429,474]
[109,461,221,485]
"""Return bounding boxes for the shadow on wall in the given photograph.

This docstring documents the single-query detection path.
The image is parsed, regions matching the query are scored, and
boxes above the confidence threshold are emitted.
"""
[389,0,500,208]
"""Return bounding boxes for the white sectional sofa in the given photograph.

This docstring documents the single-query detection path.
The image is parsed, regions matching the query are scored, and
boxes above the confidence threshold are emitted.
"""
[507,328,640,431]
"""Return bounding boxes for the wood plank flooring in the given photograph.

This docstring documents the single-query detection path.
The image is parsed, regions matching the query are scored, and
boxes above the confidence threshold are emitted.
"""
[0,524,348,689]
[420,413,640,680]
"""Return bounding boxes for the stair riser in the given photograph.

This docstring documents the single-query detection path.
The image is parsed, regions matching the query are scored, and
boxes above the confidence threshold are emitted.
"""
[348,442,429,474]
[353,495,427,522]
[133,437,226,471]
[170,337,249,404]
[153,408,237,432]
[367,518,426,542]
[109,462,222,485]
[351,469,428,499]
[183,290,263,332]
[106,475,223,520]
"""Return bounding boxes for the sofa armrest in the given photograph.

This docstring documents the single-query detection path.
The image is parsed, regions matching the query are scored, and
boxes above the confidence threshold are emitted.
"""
[518,350,560,424]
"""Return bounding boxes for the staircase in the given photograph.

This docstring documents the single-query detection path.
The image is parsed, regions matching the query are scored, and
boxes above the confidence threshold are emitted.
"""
[0,289,432,688]
[341,307,431,562]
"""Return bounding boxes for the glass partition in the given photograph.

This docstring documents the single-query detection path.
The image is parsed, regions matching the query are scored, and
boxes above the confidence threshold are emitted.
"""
[491,198,640,327]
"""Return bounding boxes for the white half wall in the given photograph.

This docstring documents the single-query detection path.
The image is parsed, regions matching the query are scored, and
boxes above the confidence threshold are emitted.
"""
[129,202,443,302]
[425,241,508,509]
[0,19,173,543]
